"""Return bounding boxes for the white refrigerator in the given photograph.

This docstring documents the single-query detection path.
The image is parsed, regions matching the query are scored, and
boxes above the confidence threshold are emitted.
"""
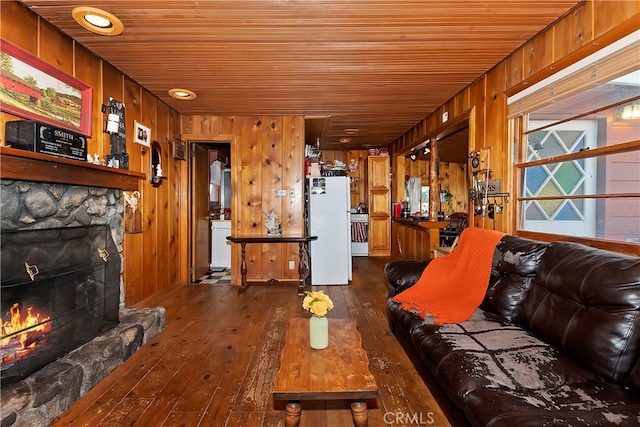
[308,176,352,285]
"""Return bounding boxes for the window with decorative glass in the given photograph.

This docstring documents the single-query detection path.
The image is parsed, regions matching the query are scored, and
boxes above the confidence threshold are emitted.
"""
[508,31,640,246]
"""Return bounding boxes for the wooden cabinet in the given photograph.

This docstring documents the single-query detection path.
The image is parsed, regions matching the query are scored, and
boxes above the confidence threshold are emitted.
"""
[392,219,448,259]
[367,156,391,256]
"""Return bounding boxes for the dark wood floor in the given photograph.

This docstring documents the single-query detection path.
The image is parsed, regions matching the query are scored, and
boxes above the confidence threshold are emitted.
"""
[51,257,469,427]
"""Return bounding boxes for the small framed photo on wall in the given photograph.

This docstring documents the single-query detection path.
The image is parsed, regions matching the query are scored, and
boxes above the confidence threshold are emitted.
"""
[134,121,151,146]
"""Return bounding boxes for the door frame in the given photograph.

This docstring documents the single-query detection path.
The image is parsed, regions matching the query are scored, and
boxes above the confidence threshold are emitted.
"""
[183,133,240,283]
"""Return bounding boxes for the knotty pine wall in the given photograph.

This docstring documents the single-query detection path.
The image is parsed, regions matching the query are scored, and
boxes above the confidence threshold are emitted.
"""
[181,115,307,284]
[181,113,373,286]
[0,1,187,305]
[390,0,639,234]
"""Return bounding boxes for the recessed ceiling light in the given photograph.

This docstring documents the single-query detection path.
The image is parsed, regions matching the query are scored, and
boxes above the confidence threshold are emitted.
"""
[84,14,111,28]
[72,7,123,36]
[169,88,197,100]
[339,138,351,144]
[343,128,360,135]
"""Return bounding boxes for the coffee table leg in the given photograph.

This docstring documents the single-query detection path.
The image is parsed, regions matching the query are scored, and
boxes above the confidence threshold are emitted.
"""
[285,401,301,427]
[351,400,368,427]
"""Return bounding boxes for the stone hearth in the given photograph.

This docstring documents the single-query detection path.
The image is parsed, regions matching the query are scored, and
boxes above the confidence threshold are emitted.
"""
[1,177,166,426]
[1,307,165,426]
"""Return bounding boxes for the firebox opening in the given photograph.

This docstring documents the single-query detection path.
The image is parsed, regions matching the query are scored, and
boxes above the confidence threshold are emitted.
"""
[1,224,121,387]
[1,302,52,366]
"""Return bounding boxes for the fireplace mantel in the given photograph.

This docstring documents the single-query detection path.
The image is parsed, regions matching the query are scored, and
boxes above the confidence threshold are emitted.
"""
[0,146,145,191]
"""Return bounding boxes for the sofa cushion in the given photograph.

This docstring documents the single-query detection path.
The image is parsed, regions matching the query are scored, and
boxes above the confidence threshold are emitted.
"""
[386,299,424,341]
[626,355,640,392]
[384,259,431,297]
[481,235,548,322]
[520,241,640,384]
[490,235,548,276]
[463,383,640,427]
[409,309,598,402]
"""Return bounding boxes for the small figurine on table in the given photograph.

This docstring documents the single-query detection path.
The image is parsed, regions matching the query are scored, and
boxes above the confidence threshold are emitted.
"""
[263,210,282,237]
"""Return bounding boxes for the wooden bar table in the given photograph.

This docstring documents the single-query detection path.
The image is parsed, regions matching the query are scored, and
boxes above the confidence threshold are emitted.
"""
[226,234,317,295]
[273,318,379,427]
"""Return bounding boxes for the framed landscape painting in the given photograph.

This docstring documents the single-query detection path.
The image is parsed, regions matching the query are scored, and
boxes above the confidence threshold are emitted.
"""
[0,38,92,137]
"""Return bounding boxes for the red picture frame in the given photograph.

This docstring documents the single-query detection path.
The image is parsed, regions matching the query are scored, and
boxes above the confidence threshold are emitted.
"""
[0,39,92,137]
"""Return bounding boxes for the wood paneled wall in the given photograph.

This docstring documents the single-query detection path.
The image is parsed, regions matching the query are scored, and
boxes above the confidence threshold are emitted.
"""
[179,115,372,285]
[390,0,639,234]
[181,115,307,285]
[0,1,186,306]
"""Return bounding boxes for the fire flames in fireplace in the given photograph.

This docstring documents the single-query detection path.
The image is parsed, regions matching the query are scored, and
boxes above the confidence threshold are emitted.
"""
[1,225,121,386]
[1,302,51,367]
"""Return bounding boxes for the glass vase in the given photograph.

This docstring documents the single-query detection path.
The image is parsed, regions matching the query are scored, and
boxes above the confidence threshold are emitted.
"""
[309,315,328,349]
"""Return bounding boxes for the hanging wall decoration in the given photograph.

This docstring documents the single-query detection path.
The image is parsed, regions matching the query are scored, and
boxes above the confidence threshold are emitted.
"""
[103,97,128,170]
[123,191,142,233]
[134,121,151,147]
[172,138,187,160]
[0,38,92,137]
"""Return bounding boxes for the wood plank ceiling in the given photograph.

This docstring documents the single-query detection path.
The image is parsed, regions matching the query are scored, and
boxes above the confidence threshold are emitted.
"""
[20,0,581,150]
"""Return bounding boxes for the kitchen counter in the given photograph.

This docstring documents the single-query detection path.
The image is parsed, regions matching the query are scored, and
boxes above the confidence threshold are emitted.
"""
[392,218,449,229]
[392,218,450,259]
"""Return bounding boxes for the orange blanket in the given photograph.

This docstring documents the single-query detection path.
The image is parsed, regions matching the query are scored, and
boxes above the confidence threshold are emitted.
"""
[392,227,505,324]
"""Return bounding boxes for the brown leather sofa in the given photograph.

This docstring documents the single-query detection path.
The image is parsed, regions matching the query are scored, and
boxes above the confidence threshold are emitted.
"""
[386,235,640,426]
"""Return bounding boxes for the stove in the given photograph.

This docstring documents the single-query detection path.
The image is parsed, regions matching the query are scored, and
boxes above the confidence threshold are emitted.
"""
[350,214,369,256]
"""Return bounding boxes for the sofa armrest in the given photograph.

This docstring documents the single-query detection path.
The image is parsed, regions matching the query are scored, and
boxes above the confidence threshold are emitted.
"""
[385,259,431,298]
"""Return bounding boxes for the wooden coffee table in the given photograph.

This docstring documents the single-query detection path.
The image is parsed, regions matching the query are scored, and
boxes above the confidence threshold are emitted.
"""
[273,318,379,427]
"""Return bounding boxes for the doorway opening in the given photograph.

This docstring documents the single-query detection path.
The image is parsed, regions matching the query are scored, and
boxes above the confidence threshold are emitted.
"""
[400,116,471,220]
[190,141,232,283]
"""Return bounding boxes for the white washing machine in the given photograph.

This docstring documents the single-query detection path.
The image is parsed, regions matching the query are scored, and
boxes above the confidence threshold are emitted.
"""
[211,220,231,268]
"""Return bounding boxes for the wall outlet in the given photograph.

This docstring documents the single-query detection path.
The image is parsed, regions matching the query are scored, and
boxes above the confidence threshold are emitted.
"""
[276,189,287,197]
[289,188,295,198]
[288,260,295,270]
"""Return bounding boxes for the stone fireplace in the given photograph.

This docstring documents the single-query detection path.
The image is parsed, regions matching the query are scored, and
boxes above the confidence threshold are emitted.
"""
[0,150,165,426]
[1,225,121,386]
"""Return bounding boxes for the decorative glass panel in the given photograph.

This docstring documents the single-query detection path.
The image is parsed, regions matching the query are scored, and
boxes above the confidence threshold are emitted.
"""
[513,49,639,244]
